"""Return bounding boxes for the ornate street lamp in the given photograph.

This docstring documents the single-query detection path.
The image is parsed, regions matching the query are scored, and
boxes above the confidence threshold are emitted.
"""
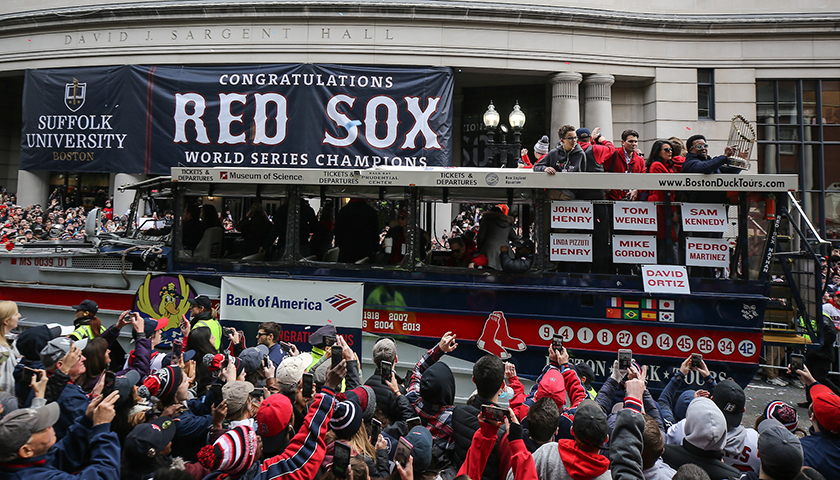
[483,101,526,168]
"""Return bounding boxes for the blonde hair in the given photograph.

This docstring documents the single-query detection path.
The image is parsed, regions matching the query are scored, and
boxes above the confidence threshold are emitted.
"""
[325,423,376,459]
[0,301,18,346]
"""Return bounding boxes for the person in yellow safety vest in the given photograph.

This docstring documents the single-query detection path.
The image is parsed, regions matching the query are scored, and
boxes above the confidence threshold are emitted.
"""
[68,299,105,341]
[797,313,834,343]
[307,324,337,369]
[188,295,223,350]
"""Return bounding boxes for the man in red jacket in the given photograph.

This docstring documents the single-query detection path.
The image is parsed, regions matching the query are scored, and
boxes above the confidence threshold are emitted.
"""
[597,129,645,201]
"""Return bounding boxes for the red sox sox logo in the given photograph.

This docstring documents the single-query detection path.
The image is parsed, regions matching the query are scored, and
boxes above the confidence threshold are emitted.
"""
[476,311,526,359]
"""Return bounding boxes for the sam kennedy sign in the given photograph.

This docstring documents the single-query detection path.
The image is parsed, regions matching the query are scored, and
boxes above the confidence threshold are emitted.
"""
[21,64,453,174]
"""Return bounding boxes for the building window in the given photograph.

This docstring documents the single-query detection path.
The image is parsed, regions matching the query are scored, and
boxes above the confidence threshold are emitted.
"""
[756,79,840,244]
[697,69,715,120]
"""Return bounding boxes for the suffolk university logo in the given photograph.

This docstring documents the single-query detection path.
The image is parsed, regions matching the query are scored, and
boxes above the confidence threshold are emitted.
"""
[64,78,86,112]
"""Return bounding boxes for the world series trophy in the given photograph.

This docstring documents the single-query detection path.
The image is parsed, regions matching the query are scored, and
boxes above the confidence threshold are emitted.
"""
[726,114,756,170]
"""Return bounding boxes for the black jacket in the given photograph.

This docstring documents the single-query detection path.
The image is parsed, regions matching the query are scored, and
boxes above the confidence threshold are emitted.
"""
[451,395,504,480]
[662,441,740,480]
[499,251,533,273]
[365,368,407,424]
[682,152,741,204]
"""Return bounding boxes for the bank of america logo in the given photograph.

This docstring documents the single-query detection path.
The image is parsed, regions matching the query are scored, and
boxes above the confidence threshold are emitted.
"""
[326,294,357,312]
[64,78,86,112]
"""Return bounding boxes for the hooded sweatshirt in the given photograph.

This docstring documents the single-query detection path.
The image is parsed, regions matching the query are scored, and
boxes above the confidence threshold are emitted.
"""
[533,144,590,200]
[407,344,456,452]
[527,439,611,480]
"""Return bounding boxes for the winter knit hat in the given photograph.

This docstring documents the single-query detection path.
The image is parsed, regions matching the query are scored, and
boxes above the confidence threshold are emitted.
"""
[764,400,798,432]
[204,353,244,378]
[534,135,550,155]
[139,366,182,403]
[198,425,259,476]
[345,386,376,423]
[330,399,362,439]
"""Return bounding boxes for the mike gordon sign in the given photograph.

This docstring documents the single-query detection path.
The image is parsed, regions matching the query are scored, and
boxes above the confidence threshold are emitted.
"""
[20,64,454,174]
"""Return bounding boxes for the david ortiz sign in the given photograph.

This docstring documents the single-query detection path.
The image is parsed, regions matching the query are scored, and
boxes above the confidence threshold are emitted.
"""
[21,64,453,174]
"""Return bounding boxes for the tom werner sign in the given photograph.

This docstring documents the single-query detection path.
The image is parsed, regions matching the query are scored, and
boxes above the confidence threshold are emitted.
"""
[20,64,453,175]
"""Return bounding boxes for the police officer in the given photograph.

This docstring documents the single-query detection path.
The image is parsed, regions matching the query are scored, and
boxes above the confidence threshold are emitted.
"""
[188,295,223,350]
[69,299,105,341]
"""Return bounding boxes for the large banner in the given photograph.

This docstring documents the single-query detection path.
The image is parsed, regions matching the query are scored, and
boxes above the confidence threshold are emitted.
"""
[220,277,363,328]
[21,64,454,174]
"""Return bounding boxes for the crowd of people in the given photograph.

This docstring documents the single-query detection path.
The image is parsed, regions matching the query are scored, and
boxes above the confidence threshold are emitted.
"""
[0,297,837,480]
[0,189,125,248]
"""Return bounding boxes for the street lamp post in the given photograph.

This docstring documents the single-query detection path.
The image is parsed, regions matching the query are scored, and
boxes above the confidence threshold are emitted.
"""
[483,101,526,168]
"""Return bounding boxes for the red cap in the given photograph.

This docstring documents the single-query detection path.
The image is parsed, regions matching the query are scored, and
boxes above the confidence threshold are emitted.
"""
[255,393,293,437]
[534,368,567,410]
[812,384,840,434]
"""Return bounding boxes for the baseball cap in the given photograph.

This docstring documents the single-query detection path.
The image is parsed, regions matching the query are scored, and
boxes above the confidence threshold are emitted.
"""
[223,381,256,413]
[712,379,745,430]
[238,345,269,375]
[756,419,803,480]
[274,353,311,386]
[405,426,433,472]
[255,393,294,457]
[144,318,168,338]
[17,325,66,362]
[115,370,141,407]
[124,416,177,460]
[308,324,336,346]
[572,399,608,449]
[684,397,727,451]
[811,383,840,434]
[0,402,60,461]
[39,336,87,369]
[188,295,212,310]
[576,128,592,139]
[534,368,567,411]
[71,299,98,315]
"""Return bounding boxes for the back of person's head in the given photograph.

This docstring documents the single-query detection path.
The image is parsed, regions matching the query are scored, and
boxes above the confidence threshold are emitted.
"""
[419,361,455,406]
[450,236,465,249]
[472,355,505,399]
[528,397,559,443]
[248,203,265,217]
[672,463,711,480]
[756,419,803,480]
[684,397,727,452]
[641,414,664,470]
[186,326,217,357]
[185,203,200,219]
[372,337,396,368]
[712,379,746,430]
[571,400,608,450]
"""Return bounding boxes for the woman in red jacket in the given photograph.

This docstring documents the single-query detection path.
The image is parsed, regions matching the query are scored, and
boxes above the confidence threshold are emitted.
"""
[646,140,679,264]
